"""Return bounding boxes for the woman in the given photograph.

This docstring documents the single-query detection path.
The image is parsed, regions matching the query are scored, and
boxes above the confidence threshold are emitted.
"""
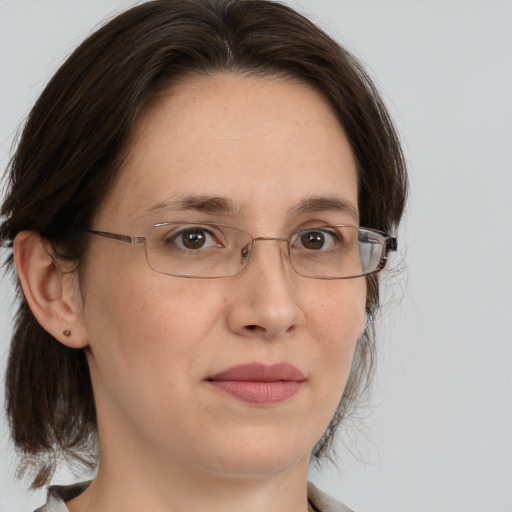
[0,1,407,511]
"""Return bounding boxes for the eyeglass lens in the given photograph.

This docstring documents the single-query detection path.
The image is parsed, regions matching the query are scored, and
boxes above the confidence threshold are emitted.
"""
[144,223,388,279]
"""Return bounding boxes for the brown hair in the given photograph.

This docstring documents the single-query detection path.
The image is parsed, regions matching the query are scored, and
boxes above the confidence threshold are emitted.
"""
[0,0,407,487]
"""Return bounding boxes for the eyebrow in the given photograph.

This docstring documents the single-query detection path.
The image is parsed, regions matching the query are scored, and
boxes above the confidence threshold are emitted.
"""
[144,195,240,216]
[289,196,359,222]
[143,194,358,222]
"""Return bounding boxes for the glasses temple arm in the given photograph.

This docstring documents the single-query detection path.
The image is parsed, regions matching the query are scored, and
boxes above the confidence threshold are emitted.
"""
[85,230,146,245]
[385,237,397,253]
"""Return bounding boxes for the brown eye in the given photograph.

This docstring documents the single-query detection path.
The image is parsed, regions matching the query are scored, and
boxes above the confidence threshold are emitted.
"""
[159,224,225,253]
[293,229,338,251]
[169,228,219,250]
[181,229,207,249]
[300,231,325,250]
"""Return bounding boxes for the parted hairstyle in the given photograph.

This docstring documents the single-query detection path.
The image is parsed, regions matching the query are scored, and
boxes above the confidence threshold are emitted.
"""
[0,0,407,488]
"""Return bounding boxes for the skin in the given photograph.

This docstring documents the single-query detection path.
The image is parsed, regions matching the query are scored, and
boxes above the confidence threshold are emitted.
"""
[15,74,366,512]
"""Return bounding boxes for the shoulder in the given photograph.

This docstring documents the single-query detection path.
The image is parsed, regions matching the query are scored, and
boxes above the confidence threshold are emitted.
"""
[33,481,91,512]
[307,481,357,512]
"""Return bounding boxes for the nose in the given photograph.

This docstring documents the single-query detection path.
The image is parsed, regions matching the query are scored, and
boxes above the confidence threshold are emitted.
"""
[225,238,306,340]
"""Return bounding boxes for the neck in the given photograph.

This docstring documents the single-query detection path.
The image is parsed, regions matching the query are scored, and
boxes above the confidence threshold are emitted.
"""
[67,423,312,512]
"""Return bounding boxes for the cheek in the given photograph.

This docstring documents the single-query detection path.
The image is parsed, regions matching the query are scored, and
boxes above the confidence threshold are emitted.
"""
[80,254,227,390]
[307,280,367,381]
[81,270,231,439]
[85,275,223,349]
[310,279,367,341]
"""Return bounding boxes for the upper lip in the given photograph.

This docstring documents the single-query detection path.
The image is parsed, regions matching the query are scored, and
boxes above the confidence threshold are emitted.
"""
[208,363,306,382]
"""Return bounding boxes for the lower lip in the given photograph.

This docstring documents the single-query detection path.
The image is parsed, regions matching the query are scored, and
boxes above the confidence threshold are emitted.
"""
[208,380,303,405]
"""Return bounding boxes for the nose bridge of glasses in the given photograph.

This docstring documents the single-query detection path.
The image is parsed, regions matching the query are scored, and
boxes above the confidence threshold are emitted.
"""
[251,236,291,255]
[243,236,292,266]
[252,236,290,244]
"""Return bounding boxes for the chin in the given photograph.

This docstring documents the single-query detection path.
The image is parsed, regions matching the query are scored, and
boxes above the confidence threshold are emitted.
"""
[192,430,313,478]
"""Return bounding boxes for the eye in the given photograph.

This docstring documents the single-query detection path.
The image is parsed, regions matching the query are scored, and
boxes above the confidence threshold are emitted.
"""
[169,227,221,250]
[292,229,338,251]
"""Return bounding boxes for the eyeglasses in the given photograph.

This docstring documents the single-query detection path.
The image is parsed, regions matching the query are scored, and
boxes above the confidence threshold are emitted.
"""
[85,222,397,279]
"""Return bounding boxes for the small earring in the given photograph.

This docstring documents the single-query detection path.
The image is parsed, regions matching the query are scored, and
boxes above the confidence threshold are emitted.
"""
[62,329,71,337]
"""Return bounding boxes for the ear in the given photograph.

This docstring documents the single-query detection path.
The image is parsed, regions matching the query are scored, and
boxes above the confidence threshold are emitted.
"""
[13,231,89,349]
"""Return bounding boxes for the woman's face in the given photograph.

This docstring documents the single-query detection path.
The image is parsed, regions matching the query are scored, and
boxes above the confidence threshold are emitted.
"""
[79,74,366,478]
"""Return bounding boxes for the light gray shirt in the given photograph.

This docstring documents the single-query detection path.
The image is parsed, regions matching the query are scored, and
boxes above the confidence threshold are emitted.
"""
[34,481,355,512]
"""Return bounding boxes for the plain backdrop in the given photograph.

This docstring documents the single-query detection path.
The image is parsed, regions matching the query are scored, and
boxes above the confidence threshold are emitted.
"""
[0,1,511,511]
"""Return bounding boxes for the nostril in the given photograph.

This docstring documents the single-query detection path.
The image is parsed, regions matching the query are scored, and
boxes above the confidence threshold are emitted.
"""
[286,325,297,335]
[246,325,258,331]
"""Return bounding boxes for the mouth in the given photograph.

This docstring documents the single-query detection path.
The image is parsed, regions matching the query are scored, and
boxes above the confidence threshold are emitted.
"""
[206,363,306,405]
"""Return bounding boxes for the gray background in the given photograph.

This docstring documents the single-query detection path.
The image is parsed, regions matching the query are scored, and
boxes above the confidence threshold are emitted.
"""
[1,1,511,511]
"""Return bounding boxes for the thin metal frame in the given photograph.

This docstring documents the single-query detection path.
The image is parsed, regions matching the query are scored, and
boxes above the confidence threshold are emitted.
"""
[85,222,397,279]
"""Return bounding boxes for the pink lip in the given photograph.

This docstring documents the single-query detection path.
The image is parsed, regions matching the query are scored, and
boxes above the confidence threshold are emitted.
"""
[207,363,306,405]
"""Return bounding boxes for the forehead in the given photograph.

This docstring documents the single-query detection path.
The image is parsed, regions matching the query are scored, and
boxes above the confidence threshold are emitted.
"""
[95,73,359,229]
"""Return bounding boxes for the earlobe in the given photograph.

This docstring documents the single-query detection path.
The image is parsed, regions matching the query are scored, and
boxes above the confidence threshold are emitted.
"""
[13,231,89,349]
